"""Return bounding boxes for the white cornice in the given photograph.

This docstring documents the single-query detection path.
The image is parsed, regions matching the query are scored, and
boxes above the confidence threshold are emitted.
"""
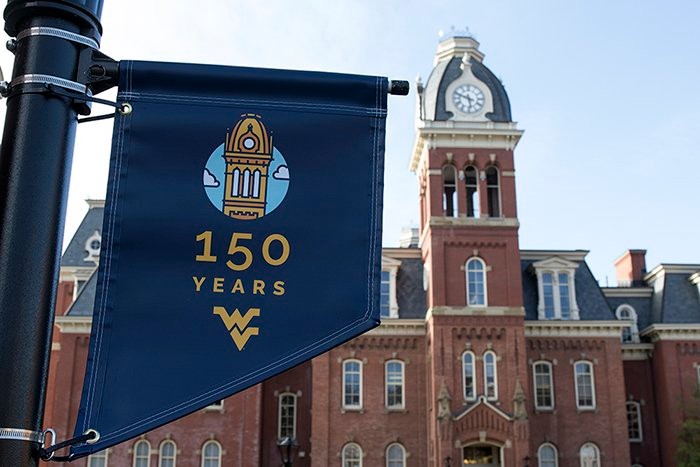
[689,272,700,285]
[409,123,523,172]
[525,320,627,338]
[621,343,654,361]
[382,247,422,259]
[55,316,92,334]
[645,264,700,283]
[519,250,589,262]
[601,287,653,298]
[640,324,700,342]
[59,266,95,281]
[427,306,525,319]
[366,319,425,336]
[429,217,519,228]
[532,257,579,270]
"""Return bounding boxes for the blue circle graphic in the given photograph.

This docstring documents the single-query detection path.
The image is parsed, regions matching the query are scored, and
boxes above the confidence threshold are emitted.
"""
[203,143,290,218]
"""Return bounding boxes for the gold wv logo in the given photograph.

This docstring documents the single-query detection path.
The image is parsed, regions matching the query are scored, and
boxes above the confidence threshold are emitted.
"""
[213,306,260,351]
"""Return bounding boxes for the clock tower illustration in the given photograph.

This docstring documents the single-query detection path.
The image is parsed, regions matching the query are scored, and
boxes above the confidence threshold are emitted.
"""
[222,114,273,220]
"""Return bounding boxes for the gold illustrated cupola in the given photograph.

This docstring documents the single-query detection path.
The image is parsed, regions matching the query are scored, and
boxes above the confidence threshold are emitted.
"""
[222,114,273,220]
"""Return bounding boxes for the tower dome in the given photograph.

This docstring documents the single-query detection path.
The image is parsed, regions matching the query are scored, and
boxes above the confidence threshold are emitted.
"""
[418,30,512,123]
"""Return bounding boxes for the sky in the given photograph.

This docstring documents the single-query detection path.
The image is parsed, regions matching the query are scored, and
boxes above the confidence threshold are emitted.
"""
[1,0,698,286]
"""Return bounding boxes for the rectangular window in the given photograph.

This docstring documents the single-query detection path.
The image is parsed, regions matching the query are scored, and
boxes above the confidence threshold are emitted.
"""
[627,402,643,442]
[343,360,362,409]
[385,361,405,409]
[533,362,554,410]
[278,393,297,438]
[88,452,108,467]
[542,273,555,318]
[380,271,391,318]
[574,362,596,409]
[558,272,571,318]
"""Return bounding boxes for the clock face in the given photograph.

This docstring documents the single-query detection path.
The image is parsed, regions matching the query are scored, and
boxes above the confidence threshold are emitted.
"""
[452,84,485,114]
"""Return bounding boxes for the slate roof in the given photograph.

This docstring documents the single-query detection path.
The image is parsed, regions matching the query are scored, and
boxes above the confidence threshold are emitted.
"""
[61,205,104,267]
[423,55,512,123]
[605,296,654,331]
[65,269,97,316]
[521,258,614,321]
[396,257,427,318]
[654,270,700,324]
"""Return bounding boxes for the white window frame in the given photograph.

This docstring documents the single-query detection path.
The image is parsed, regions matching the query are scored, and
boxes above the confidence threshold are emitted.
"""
[462,351,477,401]
[537,443,558,467]
[203,400,224,412]
[159,440,177,467]
[88,450,109,467]
[574,361,596,410]
[627,400,643,442]
[342,442,363,467]
[342,359,363,410]
[483,350,498,401]
[385,360,405,410]
[381,256,401,318]
[533,361,555,410]
[278,392,297,439]
[133,440,151,467]
[578,443,600,467]
[533,258,580,320]
[201,440,222,467]
[616,304,640,343]
[386,443,406,467]
[466,257,487,307]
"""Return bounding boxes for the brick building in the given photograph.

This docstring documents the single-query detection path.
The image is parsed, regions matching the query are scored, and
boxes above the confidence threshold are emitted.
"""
[46,32,700,467]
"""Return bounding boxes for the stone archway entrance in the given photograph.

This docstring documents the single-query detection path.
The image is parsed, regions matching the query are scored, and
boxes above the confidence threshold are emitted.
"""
[462,443,502,466]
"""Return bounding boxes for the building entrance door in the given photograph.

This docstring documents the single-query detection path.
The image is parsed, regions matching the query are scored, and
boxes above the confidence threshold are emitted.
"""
[462,444,502,466]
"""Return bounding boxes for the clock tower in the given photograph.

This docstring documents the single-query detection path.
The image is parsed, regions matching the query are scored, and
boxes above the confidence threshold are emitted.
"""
[412,31,529,466]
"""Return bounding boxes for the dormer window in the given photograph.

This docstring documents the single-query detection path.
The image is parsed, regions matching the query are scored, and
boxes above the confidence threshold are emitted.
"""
[381,257,401,318]
[533,258,580,320]
[84,230,102,263]
[616,304,639,343]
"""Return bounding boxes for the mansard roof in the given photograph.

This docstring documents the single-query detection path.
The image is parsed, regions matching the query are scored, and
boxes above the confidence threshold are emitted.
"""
[61,200,104,267]
[520,252,615,321]
[65,269,97,316]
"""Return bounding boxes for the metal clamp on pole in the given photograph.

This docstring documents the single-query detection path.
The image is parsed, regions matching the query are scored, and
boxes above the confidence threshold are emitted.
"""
[0,428,45,444]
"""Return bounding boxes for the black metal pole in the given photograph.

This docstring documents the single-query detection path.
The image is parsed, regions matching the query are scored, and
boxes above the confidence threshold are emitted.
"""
[0,1,103,465]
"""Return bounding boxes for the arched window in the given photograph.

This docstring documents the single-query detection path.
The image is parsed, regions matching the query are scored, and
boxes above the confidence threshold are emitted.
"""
[442,165,458,217]
[241,169,250,197]
[464,166,479,218]
[538,443,558,467]
[252,170,261,198]
[88,450,109,467]
[466,257,487,306]
[342,443,362,467]
[627,401,643,442]
[231,168,240,196]
[385,360,405,409]
[579,443,600,467]
[462,351,477,401]
[533,361,554,410]
[343,359,362,409]
[483,350,498,400]
[201,441,222,467]
[278,392,297,438]
[133,440,150,467]
[616,304,639,343]
[574,361,596,409]
[485,166,500,218]
[159,440,177,467]
[386,443,406,467]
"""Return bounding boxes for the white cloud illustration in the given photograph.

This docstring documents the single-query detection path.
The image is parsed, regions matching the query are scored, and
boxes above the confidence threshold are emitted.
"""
[273,165,289,180]
[203,168,220,187]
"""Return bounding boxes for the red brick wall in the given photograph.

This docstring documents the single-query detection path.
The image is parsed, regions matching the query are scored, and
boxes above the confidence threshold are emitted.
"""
[652,340,700,467]
[526,337,631,467]
[310,334,427,467]
[623,358,661,466]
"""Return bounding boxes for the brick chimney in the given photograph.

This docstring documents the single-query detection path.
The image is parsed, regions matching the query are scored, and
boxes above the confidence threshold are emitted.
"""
[614,250,647,287]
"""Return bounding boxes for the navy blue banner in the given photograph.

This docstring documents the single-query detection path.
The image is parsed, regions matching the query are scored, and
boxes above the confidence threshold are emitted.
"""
[70,61,387,458]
